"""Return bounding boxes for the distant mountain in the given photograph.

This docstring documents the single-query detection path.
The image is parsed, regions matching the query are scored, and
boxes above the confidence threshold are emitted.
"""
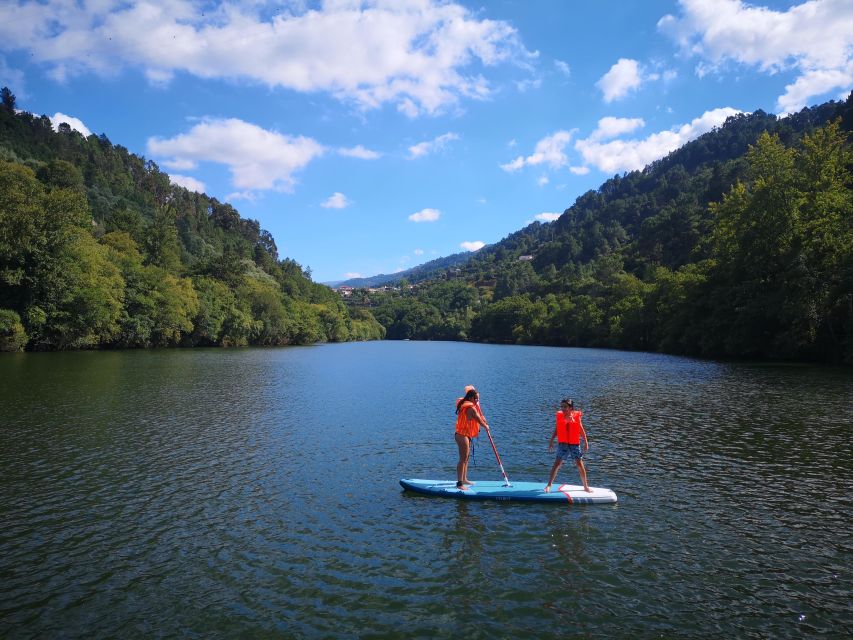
[329,249,481,288]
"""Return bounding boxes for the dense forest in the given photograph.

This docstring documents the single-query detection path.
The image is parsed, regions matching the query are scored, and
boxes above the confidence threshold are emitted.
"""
[363,94,853,364]
[2,84,850,363]
[0,87,385,351]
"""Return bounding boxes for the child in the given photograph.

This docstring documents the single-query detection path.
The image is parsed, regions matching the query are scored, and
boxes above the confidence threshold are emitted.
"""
[544,398,591,493]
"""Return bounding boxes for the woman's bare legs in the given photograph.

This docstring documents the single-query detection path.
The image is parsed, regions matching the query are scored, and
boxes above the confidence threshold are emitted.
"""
[455,433,471,486]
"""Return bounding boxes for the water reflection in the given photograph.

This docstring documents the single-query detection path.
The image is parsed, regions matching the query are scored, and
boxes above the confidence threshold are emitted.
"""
[1,344,850,638]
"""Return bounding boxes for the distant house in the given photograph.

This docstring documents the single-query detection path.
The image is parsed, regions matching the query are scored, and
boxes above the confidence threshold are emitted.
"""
[336,285,354,297]
[518,255,534,261]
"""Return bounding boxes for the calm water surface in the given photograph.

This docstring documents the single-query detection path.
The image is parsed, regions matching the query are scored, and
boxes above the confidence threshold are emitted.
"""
[1,342,851,638]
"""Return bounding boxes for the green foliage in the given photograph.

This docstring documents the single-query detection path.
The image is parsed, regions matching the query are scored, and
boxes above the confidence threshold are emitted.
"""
[362,98,852,364]
[348,308,387,341]
[0,309,27,351]
[0,90,375,350]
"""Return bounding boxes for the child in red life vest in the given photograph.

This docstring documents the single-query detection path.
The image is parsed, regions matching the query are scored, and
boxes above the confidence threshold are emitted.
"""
[544,398,591,493]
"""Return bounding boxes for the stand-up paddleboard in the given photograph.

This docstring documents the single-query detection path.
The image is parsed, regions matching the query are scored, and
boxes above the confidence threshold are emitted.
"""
[400,479,617,504]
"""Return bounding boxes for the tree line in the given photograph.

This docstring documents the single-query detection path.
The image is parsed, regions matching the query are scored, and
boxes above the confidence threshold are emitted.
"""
[363,96,853,364]
[0,87,384,351]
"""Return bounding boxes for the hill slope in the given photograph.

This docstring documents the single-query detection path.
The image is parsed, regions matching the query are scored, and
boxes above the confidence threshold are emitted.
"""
[0,87,384,350]
[364,94,853,363]
[330,249,479,288]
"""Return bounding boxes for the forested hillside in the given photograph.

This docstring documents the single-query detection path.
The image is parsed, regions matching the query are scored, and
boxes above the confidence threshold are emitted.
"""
[365,95,853,363]
[331,249,475,288]
[0,87,384,350]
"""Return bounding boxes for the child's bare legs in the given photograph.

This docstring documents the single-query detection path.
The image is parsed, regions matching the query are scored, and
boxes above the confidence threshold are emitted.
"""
[544,459,563,492]
[576,458,591,492]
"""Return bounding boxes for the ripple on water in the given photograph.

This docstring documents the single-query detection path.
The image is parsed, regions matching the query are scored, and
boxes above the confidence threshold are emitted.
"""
[0,345,851,638]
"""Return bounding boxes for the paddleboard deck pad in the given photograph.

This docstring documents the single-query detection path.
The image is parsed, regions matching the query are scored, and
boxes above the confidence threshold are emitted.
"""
[400,479,617,504]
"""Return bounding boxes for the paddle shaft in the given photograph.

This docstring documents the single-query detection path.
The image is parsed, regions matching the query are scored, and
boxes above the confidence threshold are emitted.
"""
[483,425,511,486]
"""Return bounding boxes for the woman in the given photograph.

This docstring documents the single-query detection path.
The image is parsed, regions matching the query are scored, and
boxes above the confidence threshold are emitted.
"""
[455,387,489,489]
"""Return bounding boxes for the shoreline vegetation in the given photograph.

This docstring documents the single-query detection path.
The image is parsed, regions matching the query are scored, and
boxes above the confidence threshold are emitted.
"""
[1,86,851,363]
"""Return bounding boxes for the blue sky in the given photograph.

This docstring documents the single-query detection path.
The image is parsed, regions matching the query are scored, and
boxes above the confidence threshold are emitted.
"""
[1,0,851,283]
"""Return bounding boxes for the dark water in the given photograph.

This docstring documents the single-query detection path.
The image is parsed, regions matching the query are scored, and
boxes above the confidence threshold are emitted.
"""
[1,342,851,638]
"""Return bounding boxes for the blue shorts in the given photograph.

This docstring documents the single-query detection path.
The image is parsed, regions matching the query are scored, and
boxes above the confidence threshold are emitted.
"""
[556,443,583,462]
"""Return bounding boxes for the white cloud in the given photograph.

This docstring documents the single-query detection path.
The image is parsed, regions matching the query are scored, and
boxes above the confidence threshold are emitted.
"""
[338,145,381,159]
[225,191,256,202]
[500,130,574,172]
[777,64,853,114]
[515,77,542,92]
[414,248,424,255]
[460,240,485,251]
[345,272,363,279]
[321,192,350,209]
[659,0,853,114]
[0,1,535,116]
[169,174,206,193]
[537,175,549,186]
[534,212,561,222]
[575,107,741,173]
[50,112,91,136]
[161,157,197,171]
[597,58,643,102]
[409,208,441,222]
[589,116,646,141]
[147,118,325,193]
[569,166,590,175]
[408,132,460,159]
[554,60,571,77]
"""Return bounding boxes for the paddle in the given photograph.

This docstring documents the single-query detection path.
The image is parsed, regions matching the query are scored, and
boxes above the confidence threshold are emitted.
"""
[483,424,512,486]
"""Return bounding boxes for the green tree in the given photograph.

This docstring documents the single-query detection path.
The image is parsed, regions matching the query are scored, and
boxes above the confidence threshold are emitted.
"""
[0,309,27,351]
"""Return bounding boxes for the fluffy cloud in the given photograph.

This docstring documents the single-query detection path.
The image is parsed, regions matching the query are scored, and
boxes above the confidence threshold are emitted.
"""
[534,212,561,222]
[345,272,363,279]
[169,174,206,193]
[409,208,441,222]
[575,107,741,173]
[0,0,535,116]
[50,112,91,136]
[589,116,646,141]
[597,58,643,102]
[338,145,381,160]
[460,241,485,251]
[554,60,571,77]
[658,0,853,113]
[321,192,350,209]
[414,249,424,255]
[408,132,460,159]
[147,118,325,192]
[500,130,573,172]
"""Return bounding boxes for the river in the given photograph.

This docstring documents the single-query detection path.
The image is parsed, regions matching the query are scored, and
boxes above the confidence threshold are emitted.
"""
[1,342,850,638]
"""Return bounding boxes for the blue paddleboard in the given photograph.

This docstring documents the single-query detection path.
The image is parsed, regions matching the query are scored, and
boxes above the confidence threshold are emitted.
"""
[400,479,617,504]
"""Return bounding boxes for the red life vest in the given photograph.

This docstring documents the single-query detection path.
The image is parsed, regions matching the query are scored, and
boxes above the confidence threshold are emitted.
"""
[455,400,480,438]
[556,410,583,444]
